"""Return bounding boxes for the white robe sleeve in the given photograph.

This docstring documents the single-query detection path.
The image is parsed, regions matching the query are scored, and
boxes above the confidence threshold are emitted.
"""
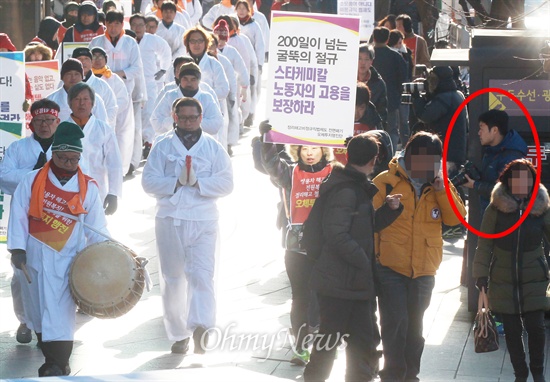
[141,138,179,197]
[82,181,110,245]
[196,143,233,198]
[225,47,250,87]
[0,142,37,195]
[187,0,202,26]
[150,92,175,135]
[96,78,119,129]
[93,95,110,126]
[7,171,34,252]
[206,57,230,100]
[199,92,223,136]
[103,126,123,198]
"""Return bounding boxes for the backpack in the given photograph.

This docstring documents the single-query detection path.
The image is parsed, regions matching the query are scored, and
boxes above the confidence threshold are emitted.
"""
[300,182,361,260]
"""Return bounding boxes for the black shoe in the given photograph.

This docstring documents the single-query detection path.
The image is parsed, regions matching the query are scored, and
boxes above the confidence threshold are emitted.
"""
[16,323,32,343]
[142,142,152,160]
[193,327,208,354]
[244,113,254,127]
[38,363,64,377]
[171,338,190,354]
[125,164,135,178]
[227,145,233,157]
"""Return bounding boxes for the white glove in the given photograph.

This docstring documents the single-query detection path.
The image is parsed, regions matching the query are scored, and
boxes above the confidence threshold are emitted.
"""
[240,86,248,102]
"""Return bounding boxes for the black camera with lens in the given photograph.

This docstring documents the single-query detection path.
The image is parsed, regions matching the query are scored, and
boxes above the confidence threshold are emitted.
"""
[451,161,482,187]
[401,65,429,105]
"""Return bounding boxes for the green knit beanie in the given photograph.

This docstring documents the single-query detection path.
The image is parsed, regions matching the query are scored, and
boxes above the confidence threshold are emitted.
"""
[52,122,84,153]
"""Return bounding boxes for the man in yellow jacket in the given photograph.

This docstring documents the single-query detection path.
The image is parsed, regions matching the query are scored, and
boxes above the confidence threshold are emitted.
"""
[372,131,466,382]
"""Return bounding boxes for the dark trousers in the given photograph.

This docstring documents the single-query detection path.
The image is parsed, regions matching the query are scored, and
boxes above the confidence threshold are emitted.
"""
[304,295,380,382]
[376,264,435,382]
[501,310,546,380]
[36,332,73,375]
[285,250,316,352]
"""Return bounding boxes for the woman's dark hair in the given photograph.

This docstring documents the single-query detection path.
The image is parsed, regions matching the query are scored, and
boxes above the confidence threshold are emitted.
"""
[388,29,404,47]
[404,131,443,157]
[378,14,396,29]
[499,158,536,192]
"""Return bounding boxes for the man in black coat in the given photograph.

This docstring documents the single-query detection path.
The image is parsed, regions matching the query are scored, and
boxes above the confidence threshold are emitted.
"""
[372,27,408,152]
[304,134,403,382]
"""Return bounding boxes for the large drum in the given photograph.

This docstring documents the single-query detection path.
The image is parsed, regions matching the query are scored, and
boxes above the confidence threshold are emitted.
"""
[69,241,146,318]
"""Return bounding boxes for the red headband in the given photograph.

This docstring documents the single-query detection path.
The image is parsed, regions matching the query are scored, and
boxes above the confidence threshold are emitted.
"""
[31,108,59,119]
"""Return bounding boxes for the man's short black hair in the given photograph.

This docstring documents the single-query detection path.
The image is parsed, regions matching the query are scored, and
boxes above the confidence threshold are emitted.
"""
[145,16,159,25]
[174,97,203,115]
[388,29,404,47]
[404,131,443,157]
[359,43,375,60]
[478,109,509,136]
[161,0,177,12]
[105,10,124,23]
[396,14,413,34]
[31,98,60,114]
[372,27,390,44]
[173,56,194,74]
[347,133,379,166]
[130,13,147,25]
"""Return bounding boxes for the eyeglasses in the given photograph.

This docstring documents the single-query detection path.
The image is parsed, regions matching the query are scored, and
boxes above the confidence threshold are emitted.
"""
[34,118,57,125]
[189,39,205,45]
[55,153,81,164]
[177,114,200,122]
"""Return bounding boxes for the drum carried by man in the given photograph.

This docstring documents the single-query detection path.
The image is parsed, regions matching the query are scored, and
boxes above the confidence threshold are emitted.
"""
[7,121,146,377]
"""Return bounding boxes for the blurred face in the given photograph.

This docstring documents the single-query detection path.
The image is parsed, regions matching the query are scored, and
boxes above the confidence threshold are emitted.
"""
[358,52,372,75]
[69,89,93,118]
[91,52,106,69]
[62,70,83,89]
[53,151,81,172]
[407,151,441,182]
[509,168,534,198]
[478,122,499,146]
[179,74,200,91]
[188,32,206,56]
[174,105,202,131]
[32,114,60,139]
[106,20,124,37]
[131,18,146,39]
[28,52,44,61]
[76,55,92,74]
[394,37,403,49]
[146,20,158,34]
[236,3,249,18]
[80,12,95,26]
[300,146,323,166]
[162,9,176,23]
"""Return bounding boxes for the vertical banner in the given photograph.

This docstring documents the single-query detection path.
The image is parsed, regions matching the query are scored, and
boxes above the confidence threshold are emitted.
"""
[25,60,61,134]
[338,0,375,41]
[265,11,360,147]
[0,51,26,242]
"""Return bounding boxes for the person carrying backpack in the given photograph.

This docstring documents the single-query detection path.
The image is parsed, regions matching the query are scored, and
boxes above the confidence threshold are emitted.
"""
[259,122,333,366]
[304,133,403,382]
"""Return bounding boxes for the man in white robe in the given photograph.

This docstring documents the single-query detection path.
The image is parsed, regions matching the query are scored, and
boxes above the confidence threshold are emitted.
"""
[46,58,109,124]
[0,99,61,346]
[142,97,233,355]
[130,14,172,152]
[146,0,192,29]
[201,0,234,30]
[151,62,223,137]
[154,1,188,60]
[7,121,109,377]
[66,82,123,214]
[72,47,118,129]
[89,10,146,175]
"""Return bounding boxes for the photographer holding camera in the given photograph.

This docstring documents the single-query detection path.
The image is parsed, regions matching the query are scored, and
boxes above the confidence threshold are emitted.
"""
[463,109,527,212]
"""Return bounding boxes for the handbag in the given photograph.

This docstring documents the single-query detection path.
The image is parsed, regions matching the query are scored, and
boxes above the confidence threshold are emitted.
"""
[473,288,499,353]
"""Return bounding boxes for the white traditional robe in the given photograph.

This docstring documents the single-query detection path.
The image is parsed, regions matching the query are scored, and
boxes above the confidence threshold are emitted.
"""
[89,34,146,104]
[7,168,108,341]
[47,86,109,125]
[141,129,233,341]
[251,8,270,55]
[240,19,265,66]
[67,115,123,200]
[155,21,188,60]
[196,53,230,102]
[201,3,234,30]
[155,81,219,110]
[85,73,118,129]
[99,72,135,173]
[137,33,172,143]
[217,53,238,148]
[151,87,223,136]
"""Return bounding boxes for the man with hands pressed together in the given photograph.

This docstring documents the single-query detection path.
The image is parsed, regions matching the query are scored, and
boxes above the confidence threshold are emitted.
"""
[142,97,233,355]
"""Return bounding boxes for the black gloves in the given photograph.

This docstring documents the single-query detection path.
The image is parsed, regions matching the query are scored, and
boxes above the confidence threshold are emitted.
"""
[33,152,48,170]
[10,249,27,270]
[259,120,272,136]
[154,69,167,81]
[476,277,489,292]
[103,194,118,215]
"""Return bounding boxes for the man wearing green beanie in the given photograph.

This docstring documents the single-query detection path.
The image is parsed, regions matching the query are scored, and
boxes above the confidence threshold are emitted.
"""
[7,121,110,377]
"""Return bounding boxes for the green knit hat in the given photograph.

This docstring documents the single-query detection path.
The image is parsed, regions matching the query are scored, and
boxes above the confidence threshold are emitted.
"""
[52,122,84,153]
